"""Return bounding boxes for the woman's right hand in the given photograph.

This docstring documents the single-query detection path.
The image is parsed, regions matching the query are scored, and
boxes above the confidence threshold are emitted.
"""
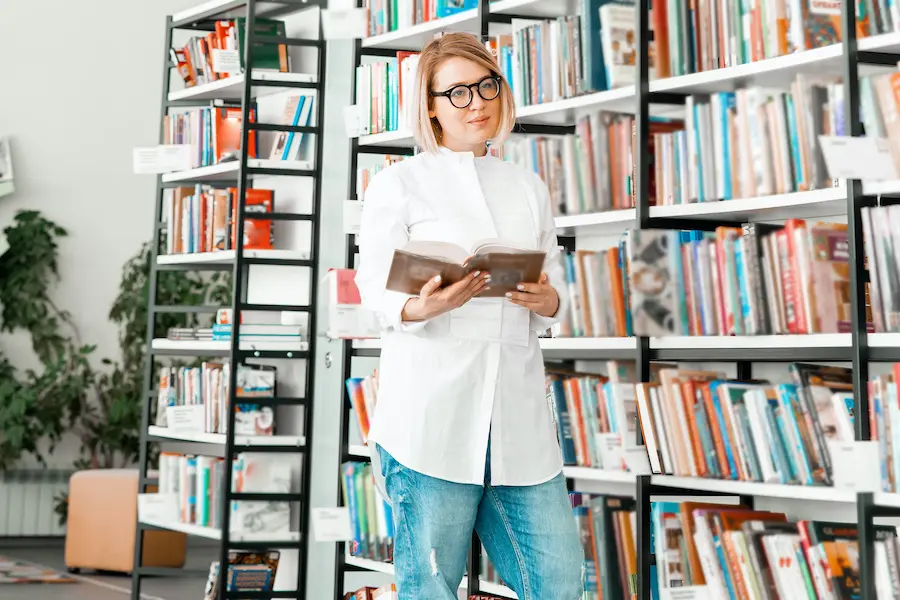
[401,271,491,322]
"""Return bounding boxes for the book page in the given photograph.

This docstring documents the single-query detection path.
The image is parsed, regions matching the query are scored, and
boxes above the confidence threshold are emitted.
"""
[472,239,536,255]
[402,240,470,265]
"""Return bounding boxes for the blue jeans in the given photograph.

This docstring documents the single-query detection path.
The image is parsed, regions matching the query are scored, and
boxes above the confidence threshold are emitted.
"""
[376,444,584,600]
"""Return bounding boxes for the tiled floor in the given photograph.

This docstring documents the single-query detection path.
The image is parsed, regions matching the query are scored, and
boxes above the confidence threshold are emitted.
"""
[0,538,214,600]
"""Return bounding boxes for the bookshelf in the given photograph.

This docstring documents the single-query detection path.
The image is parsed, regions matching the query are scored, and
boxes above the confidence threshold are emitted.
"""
[131,1,327,599]
[332,2,900,600]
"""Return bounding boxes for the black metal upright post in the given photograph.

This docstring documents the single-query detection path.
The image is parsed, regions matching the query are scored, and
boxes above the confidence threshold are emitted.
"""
[130,16,174,600]
[842,4,876,600]
[635,2,653,599]
[218,0,258,596]
[297,15,328,595]
[842,0,870,445]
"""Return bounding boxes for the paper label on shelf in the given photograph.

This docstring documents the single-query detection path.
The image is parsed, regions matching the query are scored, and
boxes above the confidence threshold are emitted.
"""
[343,200,363,234]
[133,145,192,174]
[659,586,711,600]
[596,432,623,470]
[165,405,206,433]
[211,49,241,74]
[343,105,362,138]
[623,446,653,475]
[830,440,881,492]
[322,8,368,40]
[818,136,899,182]
[137,493,179,524]
[312,507,353,542]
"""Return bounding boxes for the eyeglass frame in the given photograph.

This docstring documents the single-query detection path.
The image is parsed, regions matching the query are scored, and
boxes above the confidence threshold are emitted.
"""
[429,75,503,109]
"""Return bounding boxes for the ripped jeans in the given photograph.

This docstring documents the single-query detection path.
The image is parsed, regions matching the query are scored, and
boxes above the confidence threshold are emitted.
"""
[375,444,584,600]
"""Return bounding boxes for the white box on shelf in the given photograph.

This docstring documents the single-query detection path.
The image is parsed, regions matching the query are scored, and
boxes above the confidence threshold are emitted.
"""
[320,268,381,339]
[311,507,353,542]
[829,440,881,493]
[343,200,363,234]
[819,136,899,182]
[137,493,179,524]
[133,145,193,174]
[165,405,206,433]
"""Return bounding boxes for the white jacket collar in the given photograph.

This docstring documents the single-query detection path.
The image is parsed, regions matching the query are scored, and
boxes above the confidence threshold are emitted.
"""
[437,145,491,163]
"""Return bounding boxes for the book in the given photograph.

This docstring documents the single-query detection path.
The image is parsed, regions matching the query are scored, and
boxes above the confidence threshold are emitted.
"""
[385,240,545,297]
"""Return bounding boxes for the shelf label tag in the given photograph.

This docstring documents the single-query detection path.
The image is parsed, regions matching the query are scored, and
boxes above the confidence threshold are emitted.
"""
[819,135,899,181]
[830,440,881,492]
[343,200,363,234]
[165,405,206,433]
[137,493,179,524]
[343,105,362,138]
[322,8,368,40]
[596,432,623,471]
[133,145,192,174]
[311,507,353,542]
[211,49,241,75]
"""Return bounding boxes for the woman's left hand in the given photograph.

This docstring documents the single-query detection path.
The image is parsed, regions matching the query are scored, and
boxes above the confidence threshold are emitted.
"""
[506,272,559,318]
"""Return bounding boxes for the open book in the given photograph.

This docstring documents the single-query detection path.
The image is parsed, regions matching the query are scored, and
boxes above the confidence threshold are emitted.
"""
[385,240,545,297]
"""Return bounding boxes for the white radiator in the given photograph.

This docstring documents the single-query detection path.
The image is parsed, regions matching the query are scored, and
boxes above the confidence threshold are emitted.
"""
[0,469,72,536]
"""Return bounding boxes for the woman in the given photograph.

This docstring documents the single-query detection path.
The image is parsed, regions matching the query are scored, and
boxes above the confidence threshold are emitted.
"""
[354,32,584,600]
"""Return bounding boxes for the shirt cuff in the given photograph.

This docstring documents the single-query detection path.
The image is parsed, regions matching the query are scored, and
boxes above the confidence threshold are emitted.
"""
[381,290,430,333]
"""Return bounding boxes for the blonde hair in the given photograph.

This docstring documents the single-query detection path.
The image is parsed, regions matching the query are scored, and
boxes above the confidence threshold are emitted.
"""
[412,32,516,154]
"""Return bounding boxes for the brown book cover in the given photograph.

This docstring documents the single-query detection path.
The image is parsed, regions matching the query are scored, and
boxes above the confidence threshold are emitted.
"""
[385,240,544,298]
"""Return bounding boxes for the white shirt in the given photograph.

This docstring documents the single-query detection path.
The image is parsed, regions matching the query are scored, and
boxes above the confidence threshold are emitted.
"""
[355,146,569,488]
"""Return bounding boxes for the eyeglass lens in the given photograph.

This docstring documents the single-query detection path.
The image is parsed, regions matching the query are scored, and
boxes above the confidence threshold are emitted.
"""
[448,77,501,108]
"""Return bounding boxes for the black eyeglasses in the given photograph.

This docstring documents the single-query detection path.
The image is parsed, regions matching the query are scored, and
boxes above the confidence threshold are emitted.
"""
[430,76,502,109]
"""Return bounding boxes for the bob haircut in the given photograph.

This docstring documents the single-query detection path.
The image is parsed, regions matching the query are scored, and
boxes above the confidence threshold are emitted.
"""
[412,32,516,154]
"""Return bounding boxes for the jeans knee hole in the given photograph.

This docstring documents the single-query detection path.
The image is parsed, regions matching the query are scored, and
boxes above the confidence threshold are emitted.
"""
[429,548,439,577]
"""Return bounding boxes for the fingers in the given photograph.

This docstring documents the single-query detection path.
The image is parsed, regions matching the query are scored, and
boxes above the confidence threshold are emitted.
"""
[419,275,443,298]
[516,273,550,293]
[506,290,543,305]
[440,271,489,306]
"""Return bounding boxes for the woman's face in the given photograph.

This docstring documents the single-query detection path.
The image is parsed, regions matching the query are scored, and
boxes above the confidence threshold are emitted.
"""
[428,56,501,154]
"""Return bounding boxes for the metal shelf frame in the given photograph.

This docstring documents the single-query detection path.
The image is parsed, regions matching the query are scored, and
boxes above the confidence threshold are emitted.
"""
[332,2,900,600]
[131,1,328,599]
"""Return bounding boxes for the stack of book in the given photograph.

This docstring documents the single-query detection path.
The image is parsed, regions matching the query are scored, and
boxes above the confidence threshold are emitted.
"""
[556,242,632,338]
[212,307,306,344]
[651,0,843,78]
[862,204,900,333]
[155,362,276,436]
[341,461,394,563]
[162,187,274,256]
[547,369,638,470]
[650,504,882,600]
[346,372,378,443]
[171,18,290,88]
[159,452,226,528]
[162,106,257,168]
[356,155,406,201]
[203,551,282,600]
[355,52,420,137]
[166,326,214,341]
[868,366,900,492]
[633,365,854,486]
[651,74,847,205]
[624,223,869,337]
[362,0,476,37]
[506,113,686,216]
[344,585,397,600]
[158,452,292,536]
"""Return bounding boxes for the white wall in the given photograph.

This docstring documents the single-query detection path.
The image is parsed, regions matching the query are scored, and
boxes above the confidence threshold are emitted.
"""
[0,0,202,467]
